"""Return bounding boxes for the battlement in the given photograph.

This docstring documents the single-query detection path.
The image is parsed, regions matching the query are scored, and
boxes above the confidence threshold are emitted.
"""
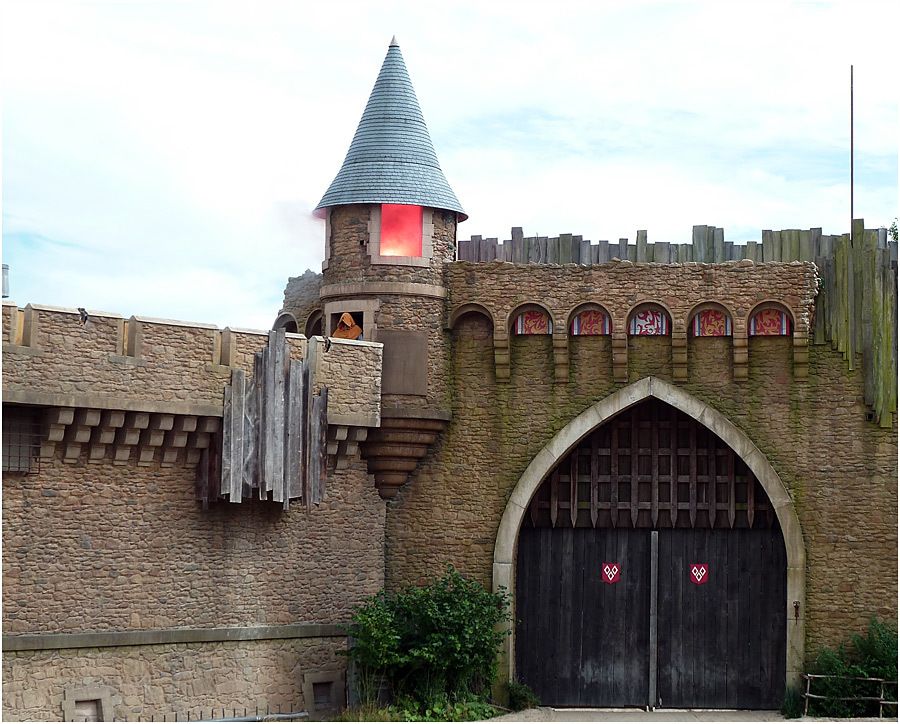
[2,302,382,429]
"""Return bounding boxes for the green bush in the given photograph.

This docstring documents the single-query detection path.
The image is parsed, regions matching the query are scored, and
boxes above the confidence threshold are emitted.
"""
[345,565,511,718]
[806,618,898,718]
[506,680,540,711]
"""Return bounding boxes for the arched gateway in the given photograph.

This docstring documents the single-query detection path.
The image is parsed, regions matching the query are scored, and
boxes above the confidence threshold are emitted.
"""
[493,377,805,709]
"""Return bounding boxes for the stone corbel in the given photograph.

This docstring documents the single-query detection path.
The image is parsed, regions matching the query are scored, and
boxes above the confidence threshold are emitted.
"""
[36,406,220,467]
[792,333,809,380]
[733,334,749,382]
[360,407,451,499]
[326,425,369,470]
[612,332,628,383]
[493,332,510,382]
[552,332,569,383]
[671,329,688,382]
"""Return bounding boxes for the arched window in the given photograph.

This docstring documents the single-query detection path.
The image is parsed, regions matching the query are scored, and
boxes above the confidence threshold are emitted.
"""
[512,308,552,335]
[273,312,299,334]
[570,308,611,336]
[749,307,792,336]
[305,310,323,338]
[690,307,732,337]
[628,305,670,336]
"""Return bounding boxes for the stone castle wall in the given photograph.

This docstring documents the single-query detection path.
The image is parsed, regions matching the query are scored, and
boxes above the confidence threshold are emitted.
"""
[2,303,386,721]
[385,260,897,658]
[3,636,345,722]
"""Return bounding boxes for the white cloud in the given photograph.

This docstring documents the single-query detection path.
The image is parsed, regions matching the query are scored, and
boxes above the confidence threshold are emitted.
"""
[2,0,897,326]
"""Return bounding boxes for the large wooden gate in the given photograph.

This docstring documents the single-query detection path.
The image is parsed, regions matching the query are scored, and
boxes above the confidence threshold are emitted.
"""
[514,399,786,709]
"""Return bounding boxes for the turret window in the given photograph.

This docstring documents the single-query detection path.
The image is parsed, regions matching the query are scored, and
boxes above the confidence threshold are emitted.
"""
[367,206,434,267]
[380,204,423,257]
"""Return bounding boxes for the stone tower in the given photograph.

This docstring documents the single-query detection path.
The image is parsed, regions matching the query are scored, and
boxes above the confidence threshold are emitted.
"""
[315,37,465,499]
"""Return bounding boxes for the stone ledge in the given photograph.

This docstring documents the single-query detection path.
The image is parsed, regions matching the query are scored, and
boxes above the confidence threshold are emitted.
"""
[381,406,451,421]
[320,282,447,300]
[3,623,348,651]
[2,389,223,417]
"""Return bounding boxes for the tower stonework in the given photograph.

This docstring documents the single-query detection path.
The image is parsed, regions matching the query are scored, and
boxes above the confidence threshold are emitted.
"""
[315,38,465,498]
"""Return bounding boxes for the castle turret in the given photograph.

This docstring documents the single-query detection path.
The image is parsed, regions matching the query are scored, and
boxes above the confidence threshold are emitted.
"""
[315,37,463,498]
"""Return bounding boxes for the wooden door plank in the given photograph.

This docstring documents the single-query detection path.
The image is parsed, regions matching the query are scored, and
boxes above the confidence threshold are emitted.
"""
[649,531,658,709]
[570,454,578,528]
[630,413,639,527]
[728,449,736,528]
[550,469,559,527]
[669,408,678,527]
[708,439,717,527]
[610,424,619,528]
[590,433,599,527]
[689,424,697,527]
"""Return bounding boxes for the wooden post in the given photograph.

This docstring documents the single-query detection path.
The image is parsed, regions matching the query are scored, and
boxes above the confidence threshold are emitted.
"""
[636,230,648,262]
[649,530,659,710]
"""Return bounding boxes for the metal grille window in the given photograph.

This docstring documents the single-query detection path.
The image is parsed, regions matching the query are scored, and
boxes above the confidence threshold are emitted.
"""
[2,406,42,474]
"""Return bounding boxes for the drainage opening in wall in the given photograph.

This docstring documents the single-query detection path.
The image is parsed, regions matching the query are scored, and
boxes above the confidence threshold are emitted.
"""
[302,669,347,715]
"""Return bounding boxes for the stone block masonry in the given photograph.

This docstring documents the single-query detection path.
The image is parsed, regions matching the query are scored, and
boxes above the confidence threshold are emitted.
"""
[385,259,895,660]
[2,303,387,721]
[2,636,345,722]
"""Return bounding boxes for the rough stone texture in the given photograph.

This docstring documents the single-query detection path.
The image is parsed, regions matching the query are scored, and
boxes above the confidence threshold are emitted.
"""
[320,204,456,409]
[374,294,448,408]
[445,260,817,335]
[386,264,896,661]
[323,205,456,288]
[2,304,386,721]
[280,270,323,334]
[1,306,381,416]
[2,456,384,635]
[2,636,344,722]
[309,337,383,423]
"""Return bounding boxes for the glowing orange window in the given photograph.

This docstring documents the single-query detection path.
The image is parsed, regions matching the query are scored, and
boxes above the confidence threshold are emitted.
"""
[380,204,423,257]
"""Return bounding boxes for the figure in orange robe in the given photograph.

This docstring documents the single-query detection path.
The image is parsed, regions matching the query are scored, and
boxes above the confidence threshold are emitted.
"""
[332,312,363,340]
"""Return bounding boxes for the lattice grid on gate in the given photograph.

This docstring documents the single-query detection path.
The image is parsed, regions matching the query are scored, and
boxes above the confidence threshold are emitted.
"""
[525,398,775,529]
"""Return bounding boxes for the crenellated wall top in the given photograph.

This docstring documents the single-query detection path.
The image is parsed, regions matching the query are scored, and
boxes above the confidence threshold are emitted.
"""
[1,303,383,428]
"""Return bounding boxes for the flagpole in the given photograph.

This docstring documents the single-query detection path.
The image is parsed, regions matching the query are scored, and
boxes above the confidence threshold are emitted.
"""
[850,64,854,244]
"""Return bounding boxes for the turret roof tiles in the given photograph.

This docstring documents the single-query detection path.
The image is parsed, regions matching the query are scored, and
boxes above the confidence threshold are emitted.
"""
[316,39,466,219]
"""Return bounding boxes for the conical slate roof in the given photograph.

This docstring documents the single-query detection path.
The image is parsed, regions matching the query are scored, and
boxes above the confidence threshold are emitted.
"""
[315,38,466,220]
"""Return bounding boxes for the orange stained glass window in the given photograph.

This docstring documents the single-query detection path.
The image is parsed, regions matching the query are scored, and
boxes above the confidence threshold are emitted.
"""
[380,204,423,257]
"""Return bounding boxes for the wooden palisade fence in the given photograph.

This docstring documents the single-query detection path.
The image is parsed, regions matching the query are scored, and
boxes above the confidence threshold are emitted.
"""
[196,330,328,508]
[458,220,898,426]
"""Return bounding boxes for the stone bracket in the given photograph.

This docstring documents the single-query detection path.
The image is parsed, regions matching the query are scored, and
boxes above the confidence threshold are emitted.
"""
[792,334,809,379]
[552,333,569,383]
[360,409,450,499]
[326,425,369,470]
[493,332,510,382]
[671,331,688,382]
[612,333,628,383]
[38,406,220,467]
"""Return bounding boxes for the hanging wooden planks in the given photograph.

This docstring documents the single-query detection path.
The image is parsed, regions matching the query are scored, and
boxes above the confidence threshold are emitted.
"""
[211,333,329,506]
[307,387,328,506]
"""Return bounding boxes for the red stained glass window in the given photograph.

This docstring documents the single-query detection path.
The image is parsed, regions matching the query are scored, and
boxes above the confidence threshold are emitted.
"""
[380,204,423,257]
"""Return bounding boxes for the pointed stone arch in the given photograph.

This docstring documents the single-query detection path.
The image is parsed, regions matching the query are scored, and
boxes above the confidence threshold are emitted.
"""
[492,376,805,691]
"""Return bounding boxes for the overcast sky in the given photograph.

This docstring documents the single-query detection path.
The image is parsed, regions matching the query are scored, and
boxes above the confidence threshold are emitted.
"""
[2,1,897,329]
